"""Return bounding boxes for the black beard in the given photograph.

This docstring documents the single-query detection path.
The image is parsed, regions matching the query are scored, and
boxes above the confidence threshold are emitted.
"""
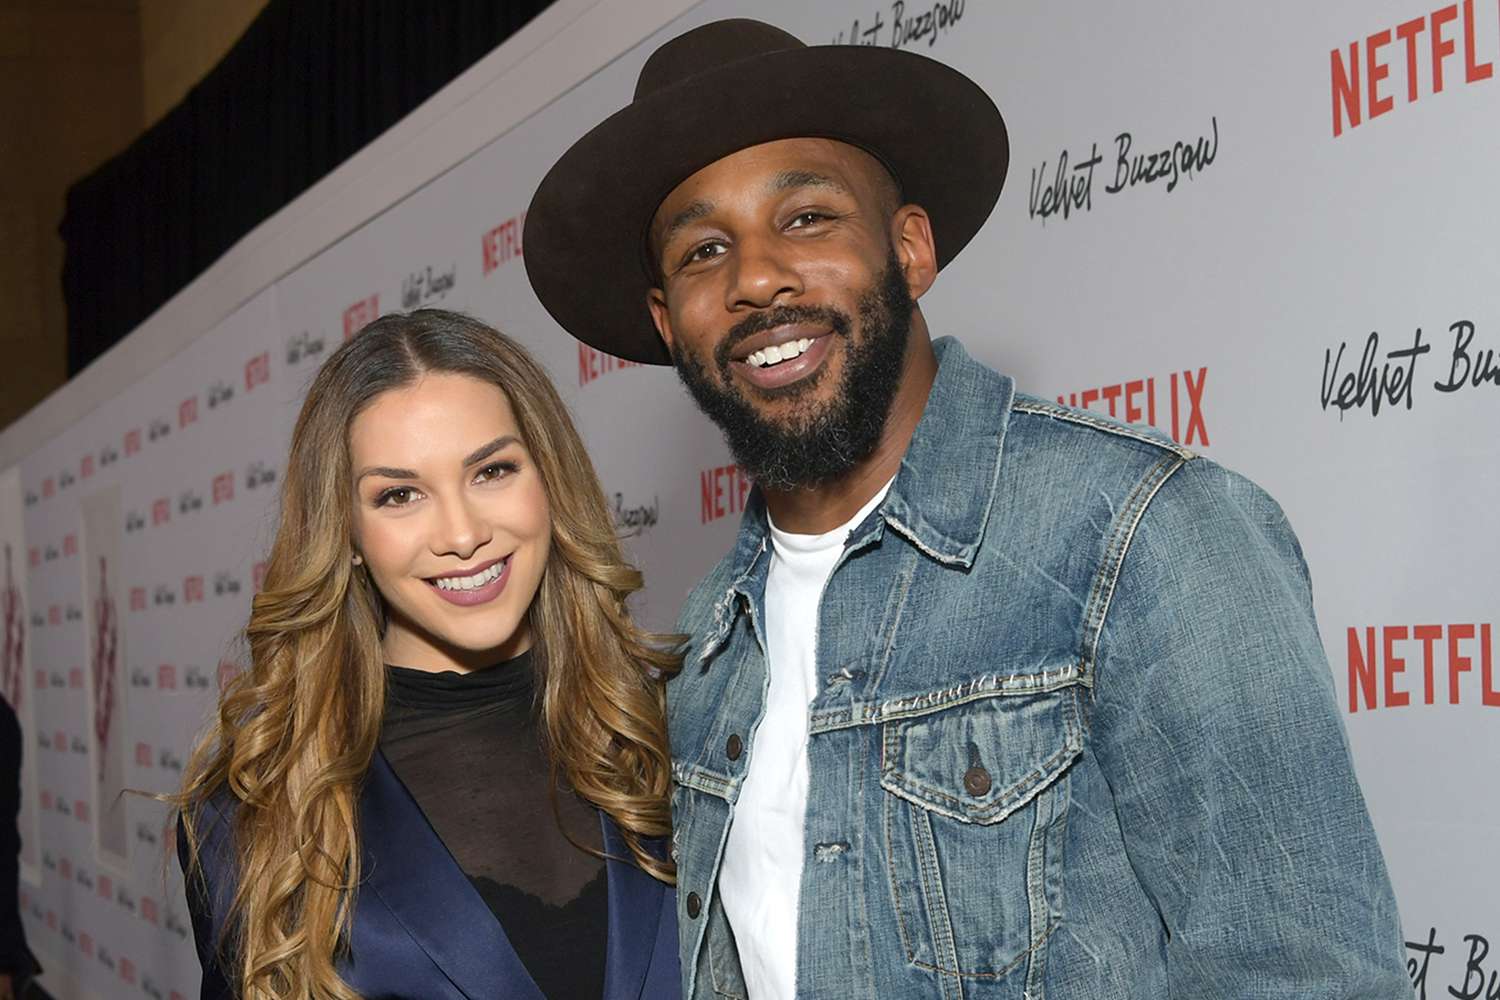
[671,250,914,492]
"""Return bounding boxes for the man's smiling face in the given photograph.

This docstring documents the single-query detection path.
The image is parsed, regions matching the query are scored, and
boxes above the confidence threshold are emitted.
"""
[647,138,921,490]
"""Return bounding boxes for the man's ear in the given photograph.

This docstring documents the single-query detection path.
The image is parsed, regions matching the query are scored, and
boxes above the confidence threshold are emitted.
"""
[646,287,676,354]
[891,205,938,300]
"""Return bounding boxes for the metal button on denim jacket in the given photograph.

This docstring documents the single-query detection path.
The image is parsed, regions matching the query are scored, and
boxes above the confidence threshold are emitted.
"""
[667,338,1410,1000]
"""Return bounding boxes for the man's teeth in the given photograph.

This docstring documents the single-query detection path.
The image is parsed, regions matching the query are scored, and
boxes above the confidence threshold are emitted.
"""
[434,561,504,591]
[748,338,813,368]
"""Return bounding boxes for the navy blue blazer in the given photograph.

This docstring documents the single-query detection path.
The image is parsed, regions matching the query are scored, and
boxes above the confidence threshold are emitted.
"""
[180,750,681,999]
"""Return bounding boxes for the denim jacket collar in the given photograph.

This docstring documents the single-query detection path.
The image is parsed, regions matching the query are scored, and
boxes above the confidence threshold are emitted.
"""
[708,338,1013,645]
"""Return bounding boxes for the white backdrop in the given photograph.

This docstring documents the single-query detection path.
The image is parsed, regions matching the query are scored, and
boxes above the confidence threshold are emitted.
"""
[3,1,1496,996]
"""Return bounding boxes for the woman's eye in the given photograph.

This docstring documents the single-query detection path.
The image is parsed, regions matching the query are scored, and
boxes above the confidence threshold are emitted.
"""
[374,486,417,507]
[475,461,519,484]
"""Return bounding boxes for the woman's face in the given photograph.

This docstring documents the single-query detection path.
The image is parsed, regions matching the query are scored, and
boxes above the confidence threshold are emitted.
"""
[349,372,551,672]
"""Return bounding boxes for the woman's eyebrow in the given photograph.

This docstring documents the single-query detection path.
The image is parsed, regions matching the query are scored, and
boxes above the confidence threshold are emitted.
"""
[461,434,520,467]
[354,435,519,483]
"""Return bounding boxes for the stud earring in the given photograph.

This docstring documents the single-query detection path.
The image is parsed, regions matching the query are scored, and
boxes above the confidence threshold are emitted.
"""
[352,553,364,566]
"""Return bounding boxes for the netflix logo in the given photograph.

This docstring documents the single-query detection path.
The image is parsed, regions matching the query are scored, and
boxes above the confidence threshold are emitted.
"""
[579,344,643,386]
[69,668,82,689]
[244,351,271,391]
[81,453,94,479]
[344,294,379,339]
[482,212,525,275]
[184,575,205,604]
[63,533,77,557]
[701,464,753,524]
[212,471,234,505]
[1056,367,1210,446]
[41,477,54,499]
[130,587,146,612]
[27,547,38,569]
[1331,1,1496,137]
[152,497,170,526]
[158,664,176,690]
[135,742,152,767]
[125,428,141,456]
[74,799,88,823]
[1347,622,1497,711]
[47,605,59,626]
[179,396,199,428]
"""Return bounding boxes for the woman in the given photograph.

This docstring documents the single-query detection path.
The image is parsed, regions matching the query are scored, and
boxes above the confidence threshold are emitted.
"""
[174,310,681,999]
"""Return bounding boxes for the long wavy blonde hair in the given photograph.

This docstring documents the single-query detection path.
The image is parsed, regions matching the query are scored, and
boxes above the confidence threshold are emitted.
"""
[174,310,680,999]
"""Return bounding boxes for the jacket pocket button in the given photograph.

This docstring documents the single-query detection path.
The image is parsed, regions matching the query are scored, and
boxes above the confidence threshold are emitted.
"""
[686,891,702,918]
[726,734,743,761]
[963,765,992,797]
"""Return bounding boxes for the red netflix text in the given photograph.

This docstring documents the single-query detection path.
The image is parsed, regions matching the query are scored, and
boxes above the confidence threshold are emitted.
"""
[344,294,380,339]
[81,454,94,479]
[184,576,205,604]
[212,471,234,505]
[1056,367,1209,446]
[152,498,170,526]
[579,344,642,386]
[125,428,141,456]
[47,606,59,626]
[74,800,88,823]
[129,587,146,612]
[158,664,176,690]
[135,742,152,767]
[63,533,77,557]
[179,396,198,428]
[482,212,525,275]
[1331,1,1497,137]
[1347,622,1497,711]
[701,464,752,524]
[69,668,82,689]
[27,547,38,569]
[244,351,271,391]
[41,478,53,499]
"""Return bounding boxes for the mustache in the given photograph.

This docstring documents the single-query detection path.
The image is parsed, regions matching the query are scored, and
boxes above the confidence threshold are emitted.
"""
[714,304,852,370]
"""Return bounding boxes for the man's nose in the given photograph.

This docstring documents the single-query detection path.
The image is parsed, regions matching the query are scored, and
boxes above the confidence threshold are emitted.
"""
[726,235,803,310]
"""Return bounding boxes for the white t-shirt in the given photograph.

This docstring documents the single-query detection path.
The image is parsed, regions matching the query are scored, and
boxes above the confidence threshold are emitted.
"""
[718,479,893,999]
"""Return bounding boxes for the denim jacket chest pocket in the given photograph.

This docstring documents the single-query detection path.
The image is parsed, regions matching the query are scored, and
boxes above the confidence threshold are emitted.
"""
[877,670,1086,983]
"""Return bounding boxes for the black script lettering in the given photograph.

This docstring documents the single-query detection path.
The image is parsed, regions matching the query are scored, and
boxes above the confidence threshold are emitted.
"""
[833,11,885,46]
[1408,927,1444,999]
[1320,328,1430,418]
[1107,117,1220,195]
[1028,145,1103,224]
[890,0,964,49]
[1451,934,1500,1000]
[1435,319,1500,393]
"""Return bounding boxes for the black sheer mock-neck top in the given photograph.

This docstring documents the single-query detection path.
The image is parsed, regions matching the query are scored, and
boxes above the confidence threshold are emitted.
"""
[380,651,607,999]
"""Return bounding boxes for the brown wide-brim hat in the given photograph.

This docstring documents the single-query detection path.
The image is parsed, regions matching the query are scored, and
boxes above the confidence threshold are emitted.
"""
[523,18,1009,366]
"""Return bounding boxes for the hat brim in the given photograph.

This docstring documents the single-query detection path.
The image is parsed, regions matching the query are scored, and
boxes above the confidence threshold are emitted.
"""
[524,44,1009,365]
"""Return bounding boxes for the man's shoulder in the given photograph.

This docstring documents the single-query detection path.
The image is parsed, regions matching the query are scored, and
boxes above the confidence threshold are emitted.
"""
[1005,393,1193,466]
[674,546,741,638]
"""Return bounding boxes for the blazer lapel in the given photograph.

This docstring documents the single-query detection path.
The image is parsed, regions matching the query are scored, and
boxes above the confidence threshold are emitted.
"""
[358,749,544,1000]
[600,816,668,1000]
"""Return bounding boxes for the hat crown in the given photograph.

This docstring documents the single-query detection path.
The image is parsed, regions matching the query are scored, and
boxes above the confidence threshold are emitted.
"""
[635,19,805,99]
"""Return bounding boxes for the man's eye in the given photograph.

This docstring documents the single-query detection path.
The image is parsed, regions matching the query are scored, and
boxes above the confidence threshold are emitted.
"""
[684,241,726,265]
[788,211,829,228]
[374,486,418,507]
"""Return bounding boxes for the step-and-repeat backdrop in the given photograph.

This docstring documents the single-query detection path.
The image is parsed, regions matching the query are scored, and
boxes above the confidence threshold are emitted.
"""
[5,1,1496,996]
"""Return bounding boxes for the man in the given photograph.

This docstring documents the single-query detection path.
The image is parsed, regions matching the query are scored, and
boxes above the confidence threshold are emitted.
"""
[525,19,1409,999]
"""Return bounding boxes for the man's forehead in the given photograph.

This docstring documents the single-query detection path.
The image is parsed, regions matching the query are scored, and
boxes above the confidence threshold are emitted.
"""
[650,138,890,237]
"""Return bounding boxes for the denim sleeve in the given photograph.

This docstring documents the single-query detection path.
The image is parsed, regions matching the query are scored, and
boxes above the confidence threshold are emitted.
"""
[1090,458,1410,998]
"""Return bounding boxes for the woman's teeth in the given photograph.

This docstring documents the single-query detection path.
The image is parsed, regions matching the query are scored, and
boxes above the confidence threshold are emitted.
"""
[433,561,504,591]
[747,338,813,368]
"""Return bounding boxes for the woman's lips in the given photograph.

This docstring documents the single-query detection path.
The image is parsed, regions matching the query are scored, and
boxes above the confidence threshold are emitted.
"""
[425,556,511,607]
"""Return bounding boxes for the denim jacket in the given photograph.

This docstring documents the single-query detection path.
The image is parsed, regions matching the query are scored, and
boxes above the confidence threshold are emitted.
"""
[667,338,1409,999]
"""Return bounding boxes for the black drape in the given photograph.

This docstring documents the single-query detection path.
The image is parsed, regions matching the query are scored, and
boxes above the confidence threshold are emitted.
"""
[61,0,555,376]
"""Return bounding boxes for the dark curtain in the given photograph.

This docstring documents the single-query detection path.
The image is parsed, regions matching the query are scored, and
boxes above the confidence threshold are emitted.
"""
[61,0,556,376]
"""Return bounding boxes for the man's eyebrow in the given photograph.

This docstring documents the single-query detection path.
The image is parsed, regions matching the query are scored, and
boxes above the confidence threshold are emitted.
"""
[769,169,851,196]
[657,199,714,251]
[354,435,519,484]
